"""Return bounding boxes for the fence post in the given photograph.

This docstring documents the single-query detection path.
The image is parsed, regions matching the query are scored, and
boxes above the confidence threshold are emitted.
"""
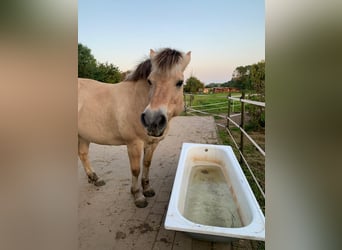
[239,90,245,164]
[183,94,187,114]
[227,91,231,128]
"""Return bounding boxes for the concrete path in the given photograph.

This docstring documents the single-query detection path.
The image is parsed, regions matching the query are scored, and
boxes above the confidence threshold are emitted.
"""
[78,116,253,250]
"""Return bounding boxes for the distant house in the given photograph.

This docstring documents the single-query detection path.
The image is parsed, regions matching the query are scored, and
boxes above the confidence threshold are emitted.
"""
[203,88,210,94]
[211,87,226,93]
[211,87,239,94]
[229,87,240,93]
[202,87,240,94]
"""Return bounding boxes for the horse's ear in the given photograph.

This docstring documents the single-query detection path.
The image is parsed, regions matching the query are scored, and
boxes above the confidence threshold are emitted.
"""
[150,49,156,58]
[182,51,191,70]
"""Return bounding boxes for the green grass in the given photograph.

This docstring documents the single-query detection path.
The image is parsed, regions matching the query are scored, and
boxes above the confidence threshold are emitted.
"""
[184,93,242,115]
[217,127,265,212]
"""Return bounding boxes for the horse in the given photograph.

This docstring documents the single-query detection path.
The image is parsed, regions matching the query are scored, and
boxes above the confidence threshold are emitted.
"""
[78,48,191,208]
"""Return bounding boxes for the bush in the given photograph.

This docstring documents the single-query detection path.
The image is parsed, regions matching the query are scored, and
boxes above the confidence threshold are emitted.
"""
[246,94,265,131]
[78,43,123,84]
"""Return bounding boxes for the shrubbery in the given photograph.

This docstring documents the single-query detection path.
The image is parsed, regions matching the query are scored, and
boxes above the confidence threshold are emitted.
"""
[78,43,123,83]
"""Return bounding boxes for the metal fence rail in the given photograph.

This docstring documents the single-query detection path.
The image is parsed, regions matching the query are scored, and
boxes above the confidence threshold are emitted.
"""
[190,101,228,108]
[229,96,265,107]
[216,123,265,198]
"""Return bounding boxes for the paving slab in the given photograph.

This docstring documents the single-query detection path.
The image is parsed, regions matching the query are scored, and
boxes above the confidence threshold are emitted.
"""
[79,116,250,250]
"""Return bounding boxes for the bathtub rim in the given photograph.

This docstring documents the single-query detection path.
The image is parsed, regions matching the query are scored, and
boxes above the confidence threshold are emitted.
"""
[164,142,265,241]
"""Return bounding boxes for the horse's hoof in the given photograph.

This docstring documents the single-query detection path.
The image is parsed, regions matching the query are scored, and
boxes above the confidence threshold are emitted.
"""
[88,173,99,183]
[94,179,106,186]
[143,188,155,197]
[135,197,148,208]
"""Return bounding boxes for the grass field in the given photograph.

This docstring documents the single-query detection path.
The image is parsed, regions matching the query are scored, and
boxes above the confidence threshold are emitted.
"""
[184,92,243,116]
[218,126,265,209]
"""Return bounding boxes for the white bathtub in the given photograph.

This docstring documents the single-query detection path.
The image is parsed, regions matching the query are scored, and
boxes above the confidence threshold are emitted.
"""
[164,143,265,242]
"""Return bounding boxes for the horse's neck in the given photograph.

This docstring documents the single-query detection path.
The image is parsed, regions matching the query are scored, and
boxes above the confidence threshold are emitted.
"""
[128,79,150,109]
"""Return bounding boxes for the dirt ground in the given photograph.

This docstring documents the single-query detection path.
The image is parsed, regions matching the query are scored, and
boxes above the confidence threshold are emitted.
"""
[78,116,259,250]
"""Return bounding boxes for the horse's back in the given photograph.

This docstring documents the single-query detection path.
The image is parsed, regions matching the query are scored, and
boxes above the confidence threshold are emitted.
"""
[79,78,103,103]
[78,78,115,111]
[78,78,120,144]
[77,78,145,145]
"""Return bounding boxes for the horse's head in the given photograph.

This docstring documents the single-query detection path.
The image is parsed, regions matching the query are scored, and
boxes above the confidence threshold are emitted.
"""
[140,48,191,137]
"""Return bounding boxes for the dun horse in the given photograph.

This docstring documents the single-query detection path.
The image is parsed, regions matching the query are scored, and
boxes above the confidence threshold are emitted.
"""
[78,48,191,207]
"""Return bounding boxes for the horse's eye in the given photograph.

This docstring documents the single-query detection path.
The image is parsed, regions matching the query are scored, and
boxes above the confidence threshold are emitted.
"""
[147,79,152,85]
[176,80,183,87]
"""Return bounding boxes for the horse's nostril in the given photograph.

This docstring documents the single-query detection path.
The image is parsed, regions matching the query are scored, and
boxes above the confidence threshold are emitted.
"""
[141,113,148,127]
[157,114,167,129]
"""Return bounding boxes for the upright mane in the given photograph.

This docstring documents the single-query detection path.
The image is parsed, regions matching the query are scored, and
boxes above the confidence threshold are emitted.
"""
[152,48,183,73]
[126,48,183,82]
[125,59,152,81]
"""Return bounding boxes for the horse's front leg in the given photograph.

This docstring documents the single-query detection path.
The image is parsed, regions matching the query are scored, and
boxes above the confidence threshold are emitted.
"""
[127,141,147,208]
[78,137,105,186]
[142,142,158,197]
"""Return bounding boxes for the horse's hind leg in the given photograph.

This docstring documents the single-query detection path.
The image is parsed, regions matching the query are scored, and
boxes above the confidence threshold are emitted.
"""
[127,141,147,208]
[142,143,158,197]
[78,137,105,186]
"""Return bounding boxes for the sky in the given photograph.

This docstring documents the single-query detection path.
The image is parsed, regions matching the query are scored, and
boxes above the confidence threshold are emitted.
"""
[78,0,264,85]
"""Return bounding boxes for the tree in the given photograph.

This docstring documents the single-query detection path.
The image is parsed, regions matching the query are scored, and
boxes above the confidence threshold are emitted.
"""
[184,76,205,93]
[94,62,123,83]
[229,65,252,90]
[78,43,97,78]
[246,61,265,130]
[206,82,222,88]
[227,61,265,94]
[221,81,231,87]
[250,60,265,100]
[225,61,265,130]
[78,43,123,84]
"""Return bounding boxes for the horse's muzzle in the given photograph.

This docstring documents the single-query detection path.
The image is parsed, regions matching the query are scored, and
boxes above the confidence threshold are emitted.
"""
[141,109,167,137]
